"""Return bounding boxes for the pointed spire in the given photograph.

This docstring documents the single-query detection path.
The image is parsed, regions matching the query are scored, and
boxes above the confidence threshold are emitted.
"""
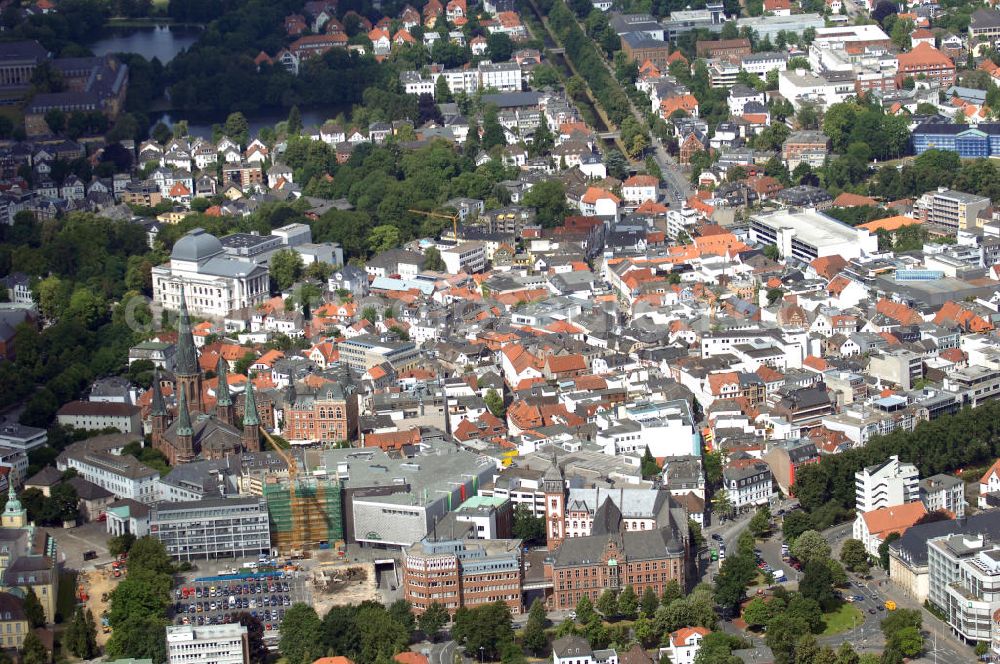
[176,385,194,436]
[175,290,199,376]
[150,372,167,416]
[243,378,260,426]
[215,358,232,406]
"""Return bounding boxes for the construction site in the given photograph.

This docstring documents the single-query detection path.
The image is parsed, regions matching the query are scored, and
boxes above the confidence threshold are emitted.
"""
[263,476,343,554]
[310,560,379,614]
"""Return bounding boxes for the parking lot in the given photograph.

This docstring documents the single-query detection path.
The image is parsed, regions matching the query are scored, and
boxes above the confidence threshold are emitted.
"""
[172,569,309,641]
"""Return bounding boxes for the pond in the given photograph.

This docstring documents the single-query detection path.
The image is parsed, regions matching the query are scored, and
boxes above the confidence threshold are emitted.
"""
[90,25,201,64]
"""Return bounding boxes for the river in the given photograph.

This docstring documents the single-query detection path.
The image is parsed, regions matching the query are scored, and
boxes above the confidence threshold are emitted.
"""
[90,24,201,64]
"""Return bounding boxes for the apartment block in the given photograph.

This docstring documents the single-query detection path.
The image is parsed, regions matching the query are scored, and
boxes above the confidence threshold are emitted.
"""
[916,188,991,231]
[855,455,919,513]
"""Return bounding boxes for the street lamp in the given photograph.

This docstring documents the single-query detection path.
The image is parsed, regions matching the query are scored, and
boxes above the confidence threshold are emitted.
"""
[479,646,484,664]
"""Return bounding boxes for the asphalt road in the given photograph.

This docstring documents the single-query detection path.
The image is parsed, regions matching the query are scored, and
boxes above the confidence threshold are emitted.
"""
[819,520,972,662]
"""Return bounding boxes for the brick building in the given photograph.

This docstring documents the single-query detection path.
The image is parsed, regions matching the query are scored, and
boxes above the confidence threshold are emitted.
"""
[895,43,955,88]
[282,382,358,444]
[549,512,687,610]
[695,38,752,58]
[403,537,524,615]
[621,33,672,69]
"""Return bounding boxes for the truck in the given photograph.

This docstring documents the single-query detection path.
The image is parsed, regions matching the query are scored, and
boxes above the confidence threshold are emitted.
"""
[772,569,786,582]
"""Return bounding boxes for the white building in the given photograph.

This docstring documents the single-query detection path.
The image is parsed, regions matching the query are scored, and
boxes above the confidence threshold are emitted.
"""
[661,627,709,664]
[152,229,270,318]
[919,474,965,518]
[56,401,142,434]
[777,68,856,111]
[441,242,487,274]
[722,461,774,512]
[749,209,878,262]
[57,450,160,504]
[479,61,522,91]
[621,175,658,205]
[0,423,47,453]
[928,535,1000,644]
[855,455,919,513]
[166,624,249,664]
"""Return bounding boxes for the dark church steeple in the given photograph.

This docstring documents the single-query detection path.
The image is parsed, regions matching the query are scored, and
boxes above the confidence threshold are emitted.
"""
[175,290,204,413]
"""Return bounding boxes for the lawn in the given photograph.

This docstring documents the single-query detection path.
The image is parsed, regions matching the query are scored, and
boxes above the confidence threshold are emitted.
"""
[821,603,863,636]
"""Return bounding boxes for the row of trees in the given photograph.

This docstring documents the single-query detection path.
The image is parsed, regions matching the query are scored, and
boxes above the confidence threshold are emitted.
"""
[872,149,1000,203]
[792,400,1000,527]
[547,0,633,126]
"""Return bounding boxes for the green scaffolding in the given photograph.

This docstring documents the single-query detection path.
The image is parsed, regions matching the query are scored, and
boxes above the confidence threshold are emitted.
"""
[264,477,343,551]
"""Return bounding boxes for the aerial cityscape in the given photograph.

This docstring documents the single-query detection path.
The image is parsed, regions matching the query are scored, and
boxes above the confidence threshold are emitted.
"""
[2,0,1000,663]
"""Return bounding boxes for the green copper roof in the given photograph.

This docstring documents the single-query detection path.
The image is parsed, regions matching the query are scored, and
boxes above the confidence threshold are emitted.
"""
[215,357,232,407]
[243,378,260,427]
[175,290,199,377]
[176,385,194,437]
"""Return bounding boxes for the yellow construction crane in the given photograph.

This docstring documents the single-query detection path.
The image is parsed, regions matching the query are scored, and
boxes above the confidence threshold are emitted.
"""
[259,428,343,554]
[409,209,459,240]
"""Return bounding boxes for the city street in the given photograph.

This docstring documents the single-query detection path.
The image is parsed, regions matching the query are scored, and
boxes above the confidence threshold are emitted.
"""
[818,520,972,662]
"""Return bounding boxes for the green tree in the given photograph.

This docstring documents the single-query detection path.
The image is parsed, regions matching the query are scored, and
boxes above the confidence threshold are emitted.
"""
[889,626,923,658]
[270,248,304,291]
[749,506,772,537]
[714,553,757,613]
[640,586,659,617]
[878,532,902,570]
[236,612,268,664]
[763,244,780,261]
[661,579,683,606]
[369,225,402,254]
[66,607,98,658]
[512,504,546,545]
[640,447,660,479]
[108,573,171,627]
[596,589,618,618]
[484,388,505,418]
[105,615,168,663]
[23,588,45,628]
[742,597,774,630]
[790,530,830,566]
[616,585,638,620]
[712,489,733,518]
[782,511,813,541]
[523,179,569,228]
[419,602,448,642]
[21,631,50,664]
[452,601,514,661]
[224,112,250,146]
[575,595,595,624]
[287,106,302,135]
[128,536,173,576]
[801,560,838,611]
[279,603,322,664]
[522,599,548,655]
[482,105,506,150]
[424,246,446,271]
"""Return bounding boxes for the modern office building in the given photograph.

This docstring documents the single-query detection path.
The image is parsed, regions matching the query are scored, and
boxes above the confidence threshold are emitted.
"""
[928,534,1000,643]
[150,497,271,561]
[912,123,1000,158]
[338,334,421,372]
[402,536,524,615]
[855,455,919,513]
[915,188,991,231]
[166,624,249,664]
[749,209,878,262]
